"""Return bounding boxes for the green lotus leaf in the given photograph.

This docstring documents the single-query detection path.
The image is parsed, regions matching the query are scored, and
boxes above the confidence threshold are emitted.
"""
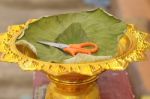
[63,53,112,64]
[55,23,90,44]
[18,8,127,62]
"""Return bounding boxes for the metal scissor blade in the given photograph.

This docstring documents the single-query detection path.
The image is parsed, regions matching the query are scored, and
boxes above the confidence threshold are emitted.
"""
[37,41,69,49]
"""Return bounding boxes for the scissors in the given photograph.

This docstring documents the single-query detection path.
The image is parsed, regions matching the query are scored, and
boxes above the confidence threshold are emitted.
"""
[38,41,99,56]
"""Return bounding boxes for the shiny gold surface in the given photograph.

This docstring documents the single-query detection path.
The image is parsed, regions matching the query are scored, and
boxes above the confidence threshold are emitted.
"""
[0,20,149,99]
[45,82,100,99]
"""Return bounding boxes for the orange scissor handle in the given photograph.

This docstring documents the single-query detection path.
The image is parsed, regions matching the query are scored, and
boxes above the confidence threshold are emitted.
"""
[63,42,99,56]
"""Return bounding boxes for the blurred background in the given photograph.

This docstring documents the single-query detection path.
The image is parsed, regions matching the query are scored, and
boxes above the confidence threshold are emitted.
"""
[0,0,149,99]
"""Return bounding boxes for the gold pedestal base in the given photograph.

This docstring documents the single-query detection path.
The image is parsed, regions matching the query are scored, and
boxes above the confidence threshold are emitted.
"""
[45,82,100,99]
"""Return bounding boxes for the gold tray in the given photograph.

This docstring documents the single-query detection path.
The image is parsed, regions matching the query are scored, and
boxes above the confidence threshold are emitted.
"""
[0,20,149,99]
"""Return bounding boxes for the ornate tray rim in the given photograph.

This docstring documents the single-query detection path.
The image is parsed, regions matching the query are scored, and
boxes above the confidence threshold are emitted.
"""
[0,20,149,76]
